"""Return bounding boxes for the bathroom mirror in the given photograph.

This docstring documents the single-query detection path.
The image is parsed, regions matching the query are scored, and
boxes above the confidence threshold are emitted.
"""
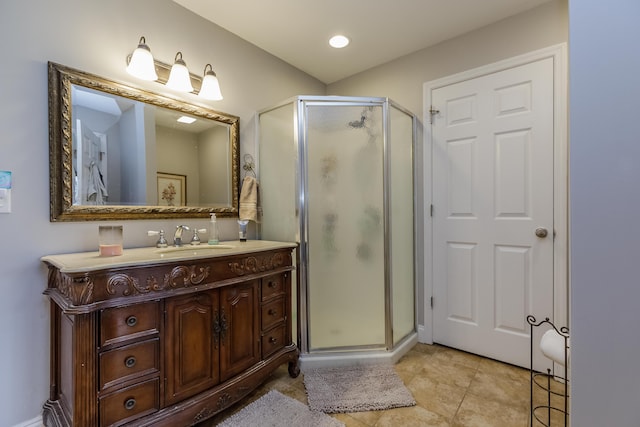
[49,61,240,221]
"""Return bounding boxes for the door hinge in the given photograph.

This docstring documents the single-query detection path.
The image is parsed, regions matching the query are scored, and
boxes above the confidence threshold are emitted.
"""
[429,106,440,124]
[430,204,434,217]
[430,296,434,309]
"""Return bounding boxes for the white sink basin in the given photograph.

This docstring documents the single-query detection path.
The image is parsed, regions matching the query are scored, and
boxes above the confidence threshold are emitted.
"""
[155,244,235,254]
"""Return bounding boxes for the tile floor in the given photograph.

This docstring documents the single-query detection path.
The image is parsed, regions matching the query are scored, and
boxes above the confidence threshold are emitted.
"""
[201,343,567,426]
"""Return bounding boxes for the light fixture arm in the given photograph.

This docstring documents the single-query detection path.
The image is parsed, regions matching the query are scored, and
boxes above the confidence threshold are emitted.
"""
[204,63,215,76]
[173,52,186,66]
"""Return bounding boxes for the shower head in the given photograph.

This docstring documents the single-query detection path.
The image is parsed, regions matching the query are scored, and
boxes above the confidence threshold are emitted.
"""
[348,115,366,128]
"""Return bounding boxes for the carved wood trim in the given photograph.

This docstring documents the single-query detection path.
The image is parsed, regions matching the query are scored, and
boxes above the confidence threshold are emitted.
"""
[58,274,94,305]
[105,273,146,296]
[104,265,211,297]
[191,391,233,424]
[164,265,210,287]
[228,253,285,276]
[193,406,215,424]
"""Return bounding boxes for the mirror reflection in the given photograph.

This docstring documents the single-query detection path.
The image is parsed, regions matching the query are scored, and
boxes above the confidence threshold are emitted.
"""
[49,62,240,221]
[72,85,231,207]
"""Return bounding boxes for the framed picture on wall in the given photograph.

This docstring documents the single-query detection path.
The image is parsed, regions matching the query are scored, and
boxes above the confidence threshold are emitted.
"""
[157,172,186,206]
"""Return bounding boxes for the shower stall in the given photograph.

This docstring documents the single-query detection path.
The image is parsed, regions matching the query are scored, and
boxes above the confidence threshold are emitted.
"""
[258,96,417,367]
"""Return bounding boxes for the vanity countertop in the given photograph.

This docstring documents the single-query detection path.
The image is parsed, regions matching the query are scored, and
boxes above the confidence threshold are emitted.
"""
[42,239,297,273]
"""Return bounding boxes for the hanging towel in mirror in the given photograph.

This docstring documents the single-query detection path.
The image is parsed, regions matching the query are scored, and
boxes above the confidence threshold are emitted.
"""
[240,176,260,222]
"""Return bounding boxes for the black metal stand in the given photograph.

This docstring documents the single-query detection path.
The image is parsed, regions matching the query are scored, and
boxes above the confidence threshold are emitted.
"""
[527,315,569,427]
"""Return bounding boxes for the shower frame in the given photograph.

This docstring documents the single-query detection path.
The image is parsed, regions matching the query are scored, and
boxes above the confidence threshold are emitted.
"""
[258,95,418,363]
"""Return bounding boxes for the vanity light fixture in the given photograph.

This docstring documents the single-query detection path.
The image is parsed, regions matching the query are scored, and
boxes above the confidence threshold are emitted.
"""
[125,36,223,100]
[126,37,158,80]
[198,64,223,100]
[329,35,350,49]
[166,52,194,92]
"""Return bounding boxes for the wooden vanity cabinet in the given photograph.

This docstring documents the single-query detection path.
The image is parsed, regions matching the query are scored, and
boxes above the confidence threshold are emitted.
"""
[164,281,261,406]
[42,243,299,427]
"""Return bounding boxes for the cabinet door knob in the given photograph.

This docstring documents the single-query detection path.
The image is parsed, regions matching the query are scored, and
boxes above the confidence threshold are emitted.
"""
[124,356,137,368]
[268,309,277,316]
[125,316,138,327]
[269,337,278,344]
[124,398,136,410]
[268,281,277,288]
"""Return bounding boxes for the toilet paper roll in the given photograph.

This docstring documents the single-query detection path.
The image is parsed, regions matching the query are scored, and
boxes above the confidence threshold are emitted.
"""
[540,329,569,366]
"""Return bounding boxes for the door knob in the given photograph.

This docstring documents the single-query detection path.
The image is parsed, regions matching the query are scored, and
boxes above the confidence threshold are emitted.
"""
[535,227,548,238]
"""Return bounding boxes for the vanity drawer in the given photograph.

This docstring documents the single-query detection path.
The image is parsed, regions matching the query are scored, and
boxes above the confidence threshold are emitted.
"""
[99,339,159,390]
[261,297,285,331]
[101,302,160,347]
[261,274,286,301]
[262,324,286,358]
[99,378,159,426]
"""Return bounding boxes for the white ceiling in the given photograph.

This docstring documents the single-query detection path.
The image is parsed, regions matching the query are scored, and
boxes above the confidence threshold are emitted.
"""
[173,0,553,84]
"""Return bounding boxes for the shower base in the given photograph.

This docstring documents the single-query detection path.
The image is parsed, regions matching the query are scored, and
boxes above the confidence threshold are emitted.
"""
[298,332,418,371]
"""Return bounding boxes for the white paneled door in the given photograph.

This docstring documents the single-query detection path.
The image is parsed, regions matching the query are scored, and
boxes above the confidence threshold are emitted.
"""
[431,57,554,368]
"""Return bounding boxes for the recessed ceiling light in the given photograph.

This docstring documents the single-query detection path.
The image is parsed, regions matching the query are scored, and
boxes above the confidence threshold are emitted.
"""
[177,116,196,124]
[329,35,350,49]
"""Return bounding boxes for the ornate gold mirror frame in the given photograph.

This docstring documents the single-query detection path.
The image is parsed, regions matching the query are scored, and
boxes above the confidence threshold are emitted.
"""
[48,62,240,221]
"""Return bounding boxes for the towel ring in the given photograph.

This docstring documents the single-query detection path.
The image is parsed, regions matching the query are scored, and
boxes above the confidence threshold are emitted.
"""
[243,154,256,178]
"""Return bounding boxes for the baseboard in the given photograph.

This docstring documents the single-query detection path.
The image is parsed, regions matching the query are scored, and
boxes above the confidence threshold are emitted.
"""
[12,415,43,427]
[418,324,432,344]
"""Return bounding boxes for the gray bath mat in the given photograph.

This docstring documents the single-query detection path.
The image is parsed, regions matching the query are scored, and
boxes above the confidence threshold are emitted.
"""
[303,364,416,413]
[216,390,344,427]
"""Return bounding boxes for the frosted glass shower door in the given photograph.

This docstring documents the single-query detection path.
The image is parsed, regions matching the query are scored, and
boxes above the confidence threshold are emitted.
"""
[305,104,386,350]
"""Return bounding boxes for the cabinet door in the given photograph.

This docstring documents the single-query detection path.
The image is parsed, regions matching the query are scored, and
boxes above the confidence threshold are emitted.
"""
[220,281,260,381]
[164,291,220,406]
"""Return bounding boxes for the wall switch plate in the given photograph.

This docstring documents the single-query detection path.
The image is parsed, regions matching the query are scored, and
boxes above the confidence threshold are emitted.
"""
[0,188,11,213]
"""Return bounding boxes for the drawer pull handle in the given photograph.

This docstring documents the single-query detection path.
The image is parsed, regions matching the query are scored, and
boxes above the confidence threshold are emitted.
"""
[268,309,277,316]
[269,337,278,344]
[125,316,138,327]
[124,356,137,368]
[124,398,136,410]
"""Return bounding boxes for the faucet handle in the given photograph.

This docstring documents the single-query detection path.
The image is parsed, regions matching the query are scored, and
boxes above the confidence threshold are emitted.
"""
[148,230,168,248]
[190,228,207,245]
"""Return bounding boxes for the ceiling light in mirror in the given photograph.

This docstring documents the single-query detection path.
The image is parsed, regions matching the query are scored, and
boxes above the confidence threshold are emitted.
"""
[177,116,197,124]
[329,35,350,49]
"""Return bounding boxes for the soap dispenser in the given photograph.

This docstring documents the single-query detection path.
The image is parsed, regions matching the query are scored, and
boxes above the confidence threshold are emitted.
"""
[208,213,220,245]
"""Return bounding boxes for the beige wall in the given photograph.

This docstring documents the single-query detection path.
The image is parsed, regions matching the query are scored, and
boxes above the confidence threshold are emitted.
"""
[328,0,568,120]
[0,0,568,424]
[0,1,323,425]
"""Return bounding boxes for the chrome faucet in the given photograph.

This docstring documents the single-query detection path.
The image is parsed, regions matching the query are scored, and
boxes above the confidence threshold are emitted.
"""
[173,225,190,247]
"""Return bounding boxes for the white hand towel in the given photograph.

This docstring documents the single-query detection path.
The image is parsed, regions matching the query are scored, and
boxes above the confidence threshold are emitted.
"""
[239,176,260,222]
